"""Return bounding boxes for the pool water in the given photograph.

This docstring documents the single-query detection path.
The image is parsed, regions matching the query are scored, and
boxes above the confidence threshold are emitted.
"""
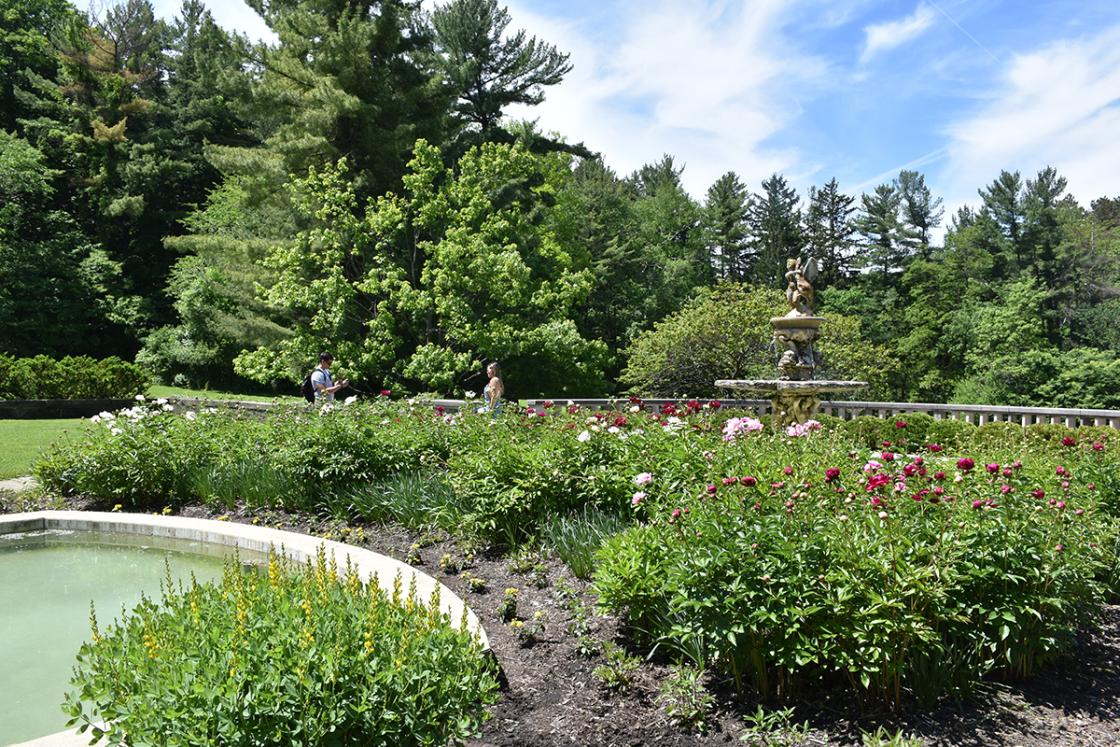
[0,531,251,743]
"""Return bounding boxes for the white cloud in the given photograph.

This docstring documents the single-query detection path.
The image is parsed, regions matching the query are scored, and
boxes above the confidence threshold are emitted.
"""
[938,24,1120,210]
[505,0,827,195]
[860,3,936,64]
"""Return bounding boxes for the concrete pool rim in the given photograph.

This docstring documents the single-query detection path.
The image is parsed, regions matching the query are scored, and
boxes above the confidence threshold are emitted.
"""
[1,510,490,747]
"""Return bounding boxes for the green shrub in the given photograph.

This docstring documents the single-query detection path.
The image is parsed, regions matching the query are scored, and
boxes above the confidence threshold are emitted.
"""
[921,417,975,450]
[595,439,1117,704]
[0,354,148,400]
[65,551,498,745]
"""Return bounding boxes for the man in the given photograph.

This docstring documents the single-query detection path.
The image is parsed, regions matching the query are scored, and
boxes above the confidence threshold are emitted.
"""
[311,352,349,402]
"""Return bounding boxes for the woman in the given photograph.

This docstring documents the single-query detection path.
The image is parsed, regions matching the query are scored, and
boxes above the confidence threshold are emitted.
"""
[483,362,504,417]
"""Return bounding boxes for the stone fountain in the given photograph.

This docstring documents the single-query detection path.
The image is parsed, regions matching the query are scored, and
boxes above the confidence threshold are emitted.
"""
[716,257,867,429]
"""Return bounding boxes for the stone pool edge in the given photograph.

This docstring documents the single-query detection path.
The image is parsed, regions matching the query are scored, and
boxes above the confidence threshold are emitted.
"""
[2,510,490,747]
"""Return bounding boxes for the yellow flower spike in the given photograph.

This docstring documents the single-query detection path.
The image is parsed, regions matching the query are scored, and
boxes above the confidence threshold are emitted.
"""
[406,574,418,611]
[392,572,402,606]
[428,585,442,618]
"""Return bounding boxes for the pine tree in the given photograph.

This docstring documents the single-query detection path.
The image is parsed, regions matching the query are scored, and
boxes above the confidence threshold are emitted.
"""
[896,169,943,257]
[432,0,571,138]
[854,183,904,282]
[748,174,802,287]
[702,172,752,281]
[803,177,856,288]
[0,0,74,132]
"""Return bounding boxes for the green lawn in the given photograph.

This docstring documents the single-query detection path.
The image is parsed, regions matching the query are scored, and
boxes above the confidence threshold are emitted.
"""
[0,419,87,479]
[148,385,298,403]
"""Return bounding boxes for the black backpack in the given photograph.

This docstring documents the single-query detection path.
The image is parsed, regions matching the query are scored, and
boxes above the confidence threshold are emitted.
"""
[301,372,316,403]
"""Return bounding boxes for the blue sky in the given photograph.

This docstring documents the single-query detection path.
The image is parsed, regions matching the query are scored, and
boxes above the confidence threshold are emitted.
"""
[153,0,1120,223]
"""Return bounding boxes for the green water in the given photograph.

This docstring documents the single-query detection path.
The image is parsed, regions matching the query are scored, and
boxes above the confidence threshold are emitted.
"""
[0,531,251,744]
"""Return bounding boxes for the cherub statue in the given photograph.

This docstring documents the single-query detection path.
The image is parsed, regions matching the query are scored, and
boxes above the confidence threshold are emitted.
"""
[784,256,818,316]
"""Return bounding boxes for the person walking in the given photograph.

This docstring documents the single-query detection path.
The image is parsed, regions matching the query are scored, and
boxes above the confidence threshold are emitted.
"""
[483,361,504,417]
[311,352,349,402]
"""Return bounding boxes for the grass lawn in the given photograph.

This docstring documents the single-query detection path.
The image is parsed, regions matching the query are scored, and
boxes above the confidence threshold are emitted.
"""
[148,385,298,403]
[0,419,88,479]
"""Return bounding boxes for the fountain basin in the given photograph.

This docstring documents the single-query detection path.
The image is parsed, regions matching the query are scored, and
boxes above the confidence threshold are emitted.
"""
[716,379,868,429]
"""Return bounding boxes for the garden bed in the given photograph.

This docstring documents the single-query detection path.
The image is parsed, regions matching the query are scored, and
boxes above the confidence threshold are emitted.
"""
[20,399,1120,745]
[14,492,1120,746]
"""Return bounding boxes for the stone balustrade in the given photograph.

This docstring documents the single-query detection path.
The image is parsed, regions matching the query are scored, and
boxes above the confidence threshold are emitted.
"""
[521,398,1120,429]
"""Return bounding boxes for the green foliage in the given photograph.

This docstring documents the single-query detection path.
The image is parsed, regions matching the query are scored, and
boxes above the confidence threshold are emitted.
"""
[0,354,147,399]
[861,727,925,747]
[592,642,641,691]
[433,0,571,137]
[65,551,498,744]
[237,144,607,396]
[621,283,896,398]
[540,506,630,580]
[659,663,714,733]
[739,705,810,746]
[595,431,1118,704]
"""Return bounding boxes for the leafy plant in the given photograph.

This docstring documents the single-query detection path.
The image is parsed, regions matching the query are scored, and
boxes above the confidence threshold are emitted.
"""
[861,726,924,747]
[593,642,641,691]
[65,550,498,744]
[739,705,810,746]
[659,663,714,732]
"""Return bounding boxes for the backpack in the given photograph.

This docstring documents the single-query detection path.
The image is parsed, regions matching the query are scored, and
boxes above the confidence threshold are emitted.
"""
[301,371,316,403]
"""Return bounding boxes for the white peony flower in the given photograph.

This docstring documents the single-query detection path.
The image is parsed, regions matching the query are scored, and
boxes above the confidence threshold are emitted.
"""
[184,411,197,421]
[464,390,477,399]
[576,430,591,442]
[135,394,146,402]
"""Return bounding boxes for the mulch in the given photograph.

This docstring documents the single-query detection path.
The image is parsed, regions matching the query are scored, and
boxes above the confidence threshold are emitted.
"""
[20,496,1120,746]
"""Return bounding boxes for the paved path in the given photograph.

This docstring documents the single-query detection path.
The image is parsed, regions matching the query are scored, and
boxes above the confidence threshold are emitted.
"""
[0,476,36,493]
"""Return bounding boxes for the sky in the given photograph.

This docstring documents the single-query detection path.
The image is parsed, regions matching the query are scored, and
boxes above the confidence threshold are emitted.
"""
[151,0,1120,224]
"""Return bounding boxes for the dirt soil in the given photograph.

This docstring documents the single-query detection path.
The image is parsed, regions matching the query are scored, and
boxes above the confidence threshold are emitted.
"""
[20,496,1120,747]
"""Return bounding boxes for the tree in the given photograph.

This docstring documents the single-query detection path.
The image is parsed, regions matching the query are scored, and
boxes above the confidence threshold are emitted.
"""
[896,169,942,257]
[978,170,1024,270]
[747,174,801,287]
[0,131,133,355]
[620,283,895,398]
[241,0,450,201]
[703,171,752,281]
[432,0,571,140]
[803,178,856,288]
[854,183,904,282]
[234,142,607,396]
[0,0,73,132]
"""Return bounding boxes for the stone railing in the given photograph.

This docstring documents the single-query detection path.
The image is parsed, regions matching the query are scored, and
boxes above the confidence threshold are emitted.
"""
[521,398,1120,429]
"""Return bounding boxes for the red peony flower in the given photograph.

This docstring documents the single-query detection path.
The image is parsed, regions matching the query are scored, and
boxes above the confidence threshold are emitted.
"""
[1092,442,1104,452]
[708,400,722,410]
[957,458,975,471]
[741,476,758,487]
[985,463,1000,474]
[1061,436,1076,447]
[380,389,392,397]
[928,443,943,452]
[825,467,841,482]
[882,452,895,462]
[895,420,908,429]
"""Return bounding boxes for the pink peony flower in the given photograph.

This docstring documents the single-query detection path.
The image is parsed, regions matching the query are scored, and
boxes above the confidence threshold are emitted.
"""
[783,466,794,475]
[631,492,646,507]
[706,483,718,494]
[634,472,653,486]
[1032,489,1045,499]
[1092,442,1104,452]
[985,463,1000,474]
[934,470,946,481]
[972,500,983,509]
[741,475,758,487]
[928,443,943,452]
[1000,484,1013,494]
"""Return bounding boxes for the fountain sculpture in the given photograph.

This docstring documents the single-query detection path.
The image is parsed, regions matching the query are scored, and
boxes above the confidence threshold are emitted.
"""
[715,257,867,429]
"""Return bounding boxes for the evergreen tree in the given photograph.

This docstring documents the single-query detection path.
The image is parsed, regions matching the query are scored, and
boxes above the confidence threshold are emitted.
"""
[978,170,1024,270]
[803,177,856,288]
[702,171,752,281]
[896,169,942,257]
[748,174,802,287]
[242,0,450,200]
[432,0,571,143]
[854,183,904,282]
[0,0,74,132]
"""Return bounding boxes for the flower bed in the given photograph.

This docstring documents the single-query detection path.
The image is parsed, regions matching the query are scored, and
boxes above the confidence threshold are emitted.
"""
[36,397,1120,705]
